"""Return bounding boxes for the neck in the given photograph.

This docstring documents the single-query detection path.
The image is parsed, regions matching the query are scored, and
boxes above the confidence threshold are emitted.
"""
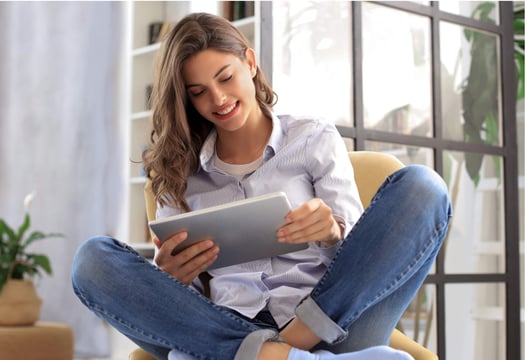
[216,113,272,165]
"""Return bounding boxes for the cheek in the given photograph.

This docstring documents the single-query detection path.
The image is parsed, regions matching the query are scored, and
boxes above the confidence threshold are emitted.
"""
[238,76,256,100]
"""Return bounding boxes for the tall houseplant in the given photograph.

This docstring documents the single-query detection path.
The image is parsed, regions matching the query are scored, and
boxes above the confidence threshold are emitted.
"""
[0,193,61,325]
[460,1,524,186]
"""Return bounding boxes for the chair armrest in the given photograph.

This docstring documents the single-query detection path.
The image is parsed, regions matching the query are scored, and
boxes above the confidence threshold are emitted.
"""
[389,329,438,360]
[129,348,155,360]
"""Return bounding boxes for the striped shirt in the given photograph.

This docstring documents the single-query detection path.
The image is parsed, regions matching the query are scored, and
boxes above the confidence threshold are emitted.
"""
[157,113,363,327]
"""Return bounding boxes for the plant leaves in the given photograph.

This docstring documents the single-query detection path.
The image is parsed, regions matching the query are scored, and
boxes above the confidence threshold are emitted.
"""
[514,19,524,33]
[17,213,30,242]
[516,52,525,100]
[465,152,483,187]
[23,231,63,247]
[1,219,18,243]
[483,112,498,145]
[27,254,52,275]
[11,262,33,279]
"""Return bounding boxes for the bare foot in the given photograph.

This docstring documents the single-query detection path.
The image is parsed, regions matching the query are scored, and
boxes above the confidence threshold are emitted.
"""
[257,341,292,360]
[280,317,321,350]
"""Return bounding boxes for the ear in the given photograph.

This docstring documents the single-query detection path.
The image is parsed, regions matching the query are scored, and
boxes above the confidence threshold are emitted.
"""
[245,48,257,78]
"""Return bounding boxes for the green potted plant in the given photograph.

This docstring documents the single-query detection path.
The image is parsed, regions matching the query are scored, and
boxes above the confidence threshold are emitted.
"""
[0,193,61,325]
[459,1,524,186]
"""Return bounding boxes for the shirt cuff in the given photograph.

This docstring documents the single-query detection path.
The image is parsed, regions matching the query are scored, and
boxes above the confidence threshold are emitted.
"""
[313,239,342,260]
[334,214,351,239]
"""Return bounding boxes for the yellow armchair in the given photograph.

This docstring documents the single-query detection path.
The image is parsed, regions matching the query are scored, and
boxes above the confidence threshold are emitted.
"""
[131,151,437,360]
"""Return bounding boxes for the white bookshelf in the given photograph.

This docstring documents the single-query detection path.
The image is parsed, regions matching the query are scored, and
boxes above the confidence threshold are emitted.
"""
[123,1,259,251]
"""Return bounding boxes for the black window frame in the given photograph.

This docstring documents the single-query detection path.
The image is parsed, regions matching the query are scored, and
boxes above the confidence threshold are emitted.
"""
[260,1,521,359]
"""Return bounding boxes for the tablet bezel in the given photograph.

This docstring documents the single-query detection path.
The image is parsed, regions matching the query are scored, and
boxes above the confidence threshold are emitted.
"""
[148,192,308,269]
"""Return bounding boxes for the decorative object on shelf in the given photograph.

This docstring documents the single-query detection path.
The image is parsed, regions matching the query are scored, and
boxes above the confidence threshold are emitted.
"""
[146,84,153,110]
[223,1,255,21]
[0,193,62,325]
[149,22,174,45]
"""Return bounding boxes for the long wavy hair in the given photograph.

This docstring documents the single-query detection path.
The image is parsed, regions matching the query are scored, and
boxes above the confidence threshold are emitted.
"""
[142,12,276,211]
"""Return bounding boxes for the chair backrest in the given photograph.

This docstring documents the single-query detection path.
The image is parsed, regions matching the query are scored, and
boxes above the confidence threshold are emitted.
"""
[143,151,406,224]
[348,151,405,208]
[144,179,157,224]
[139,152,438,360]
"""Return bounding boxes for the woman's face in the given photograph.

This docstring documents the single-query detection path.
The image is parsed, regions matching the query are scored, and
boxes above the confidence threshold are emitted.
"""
[182,49,259,132]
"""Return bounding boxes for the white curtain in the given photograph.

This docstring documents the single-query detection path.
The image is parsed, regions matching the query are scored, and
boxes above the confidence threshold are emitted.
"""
[0,2,125,357]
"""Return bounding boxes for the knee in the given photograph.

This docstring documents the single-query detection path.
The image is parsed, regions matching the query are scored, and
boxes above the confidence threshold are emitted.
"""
[396,165,452,214]
[71,236,116,291]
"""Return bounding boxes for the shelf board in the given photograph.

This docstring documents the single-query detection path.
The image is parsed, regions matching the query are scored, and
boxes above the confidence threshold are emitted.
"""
[131,110,152,121]
[232,16,255,29]
[130,176,147,184]
[471,306,504,321]
[132,42,161,57]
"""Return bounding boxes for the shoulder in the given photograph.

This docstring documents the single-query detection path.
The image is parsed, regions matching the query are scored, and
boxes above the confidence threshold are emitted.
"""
[276,114,338,140]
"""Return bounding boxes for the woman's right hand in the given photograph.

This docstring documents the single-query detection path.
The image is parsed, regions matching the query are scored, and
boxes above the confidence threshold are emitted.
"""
[153,232,219,285]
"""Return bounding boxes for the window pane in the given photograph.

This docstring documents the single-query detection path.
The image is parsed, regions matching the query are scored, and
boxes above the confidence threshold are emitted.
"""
[446,283,506,359]
[517,97,524,358]
[272,1,352,126]
[439,1,499,25]
[443,151,505,274]
[362,3,432,137]
[399,284,438,354]
[440,22,502,146]
[342,137,355,152]
[364,141,434,168]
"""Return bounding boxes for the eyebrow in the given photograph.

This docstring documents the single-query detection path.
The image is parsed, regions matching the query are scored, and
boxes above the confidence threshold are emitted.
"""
[185,64,232,89]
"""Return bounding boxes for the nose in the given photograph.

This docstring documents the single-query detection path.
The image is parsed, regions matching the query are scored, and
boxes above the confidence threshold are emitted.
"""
[210,87,226,106]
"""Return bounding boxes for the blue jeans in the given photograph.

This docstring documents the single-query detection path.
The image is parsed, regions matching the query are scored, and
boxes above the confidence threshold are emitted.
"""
[72,165,452,360]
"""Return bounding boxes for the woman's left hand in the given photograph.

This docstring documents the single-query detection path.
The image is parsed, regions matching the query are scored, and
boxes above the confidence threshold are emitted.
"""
[277,198,342,247]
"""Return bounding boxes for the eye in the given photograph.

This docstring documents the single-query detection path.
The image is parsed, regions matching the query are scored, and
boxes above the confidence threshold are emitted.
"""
[190,89,205,97]
[220,74,233,82]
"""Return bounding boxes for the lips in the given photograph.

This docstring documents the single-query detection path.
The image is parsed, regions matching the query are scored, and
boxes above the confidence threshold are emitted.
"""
[214,101,239,117]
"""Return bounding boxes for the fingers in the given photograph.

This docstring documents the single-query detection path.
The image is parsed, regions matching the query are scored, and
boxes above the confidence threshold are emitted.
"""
[277,198,341,245]
[154,232,219,285]
[152,236,162,248]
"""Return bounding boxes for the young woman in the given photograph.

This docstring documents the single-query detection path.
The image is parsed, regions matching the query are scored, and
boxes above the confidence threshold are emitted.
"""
[72,12,452,360]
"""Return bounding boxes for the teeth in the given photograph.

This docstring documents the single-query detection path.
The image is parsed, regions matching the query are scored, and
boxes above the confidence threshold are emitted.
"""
[216,103,236,115]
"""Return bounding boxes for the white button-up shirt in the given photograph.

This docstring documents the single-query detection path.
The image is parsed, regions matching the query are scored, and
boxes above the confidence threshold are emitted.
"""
[157,113,363,327]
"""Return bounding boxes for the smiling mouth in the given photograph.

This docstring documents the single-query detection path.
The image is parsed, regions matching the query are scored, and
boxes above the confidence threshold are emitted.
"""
[214,101,238,116]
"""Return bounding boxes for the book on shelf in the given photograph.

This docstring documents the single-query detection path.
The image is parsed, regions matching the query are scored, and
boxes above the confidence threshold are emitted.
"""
[149,22,174,44]
[146,84,153,110]
[222,1,255,22]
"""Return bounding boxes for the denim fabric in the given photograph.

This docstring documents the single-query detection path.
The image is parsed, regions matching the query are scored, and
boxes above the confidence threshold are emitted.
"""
[72,238,280,360]
[305,165,452,352]
[71,165,451,360]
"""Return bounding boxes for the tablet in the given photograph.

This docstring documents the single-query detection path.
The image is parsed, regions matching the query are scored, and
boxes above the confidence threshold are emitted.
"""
[148,192,308,270]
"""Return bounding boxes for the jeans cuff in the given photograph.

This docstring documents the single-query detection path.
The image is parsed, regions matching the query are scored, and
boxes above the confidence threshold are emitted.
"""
[296,296,347,344]
[233,329,281,360]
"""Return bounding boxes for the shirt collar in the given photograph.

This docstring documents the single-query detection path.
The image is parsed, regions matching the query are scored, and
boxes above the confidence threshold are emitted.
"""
[198,112,285,173]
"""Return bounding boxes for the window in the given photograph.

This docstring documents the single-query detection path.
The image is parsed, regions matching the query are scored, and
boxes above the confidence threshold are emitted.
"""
[263,2,522,359]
